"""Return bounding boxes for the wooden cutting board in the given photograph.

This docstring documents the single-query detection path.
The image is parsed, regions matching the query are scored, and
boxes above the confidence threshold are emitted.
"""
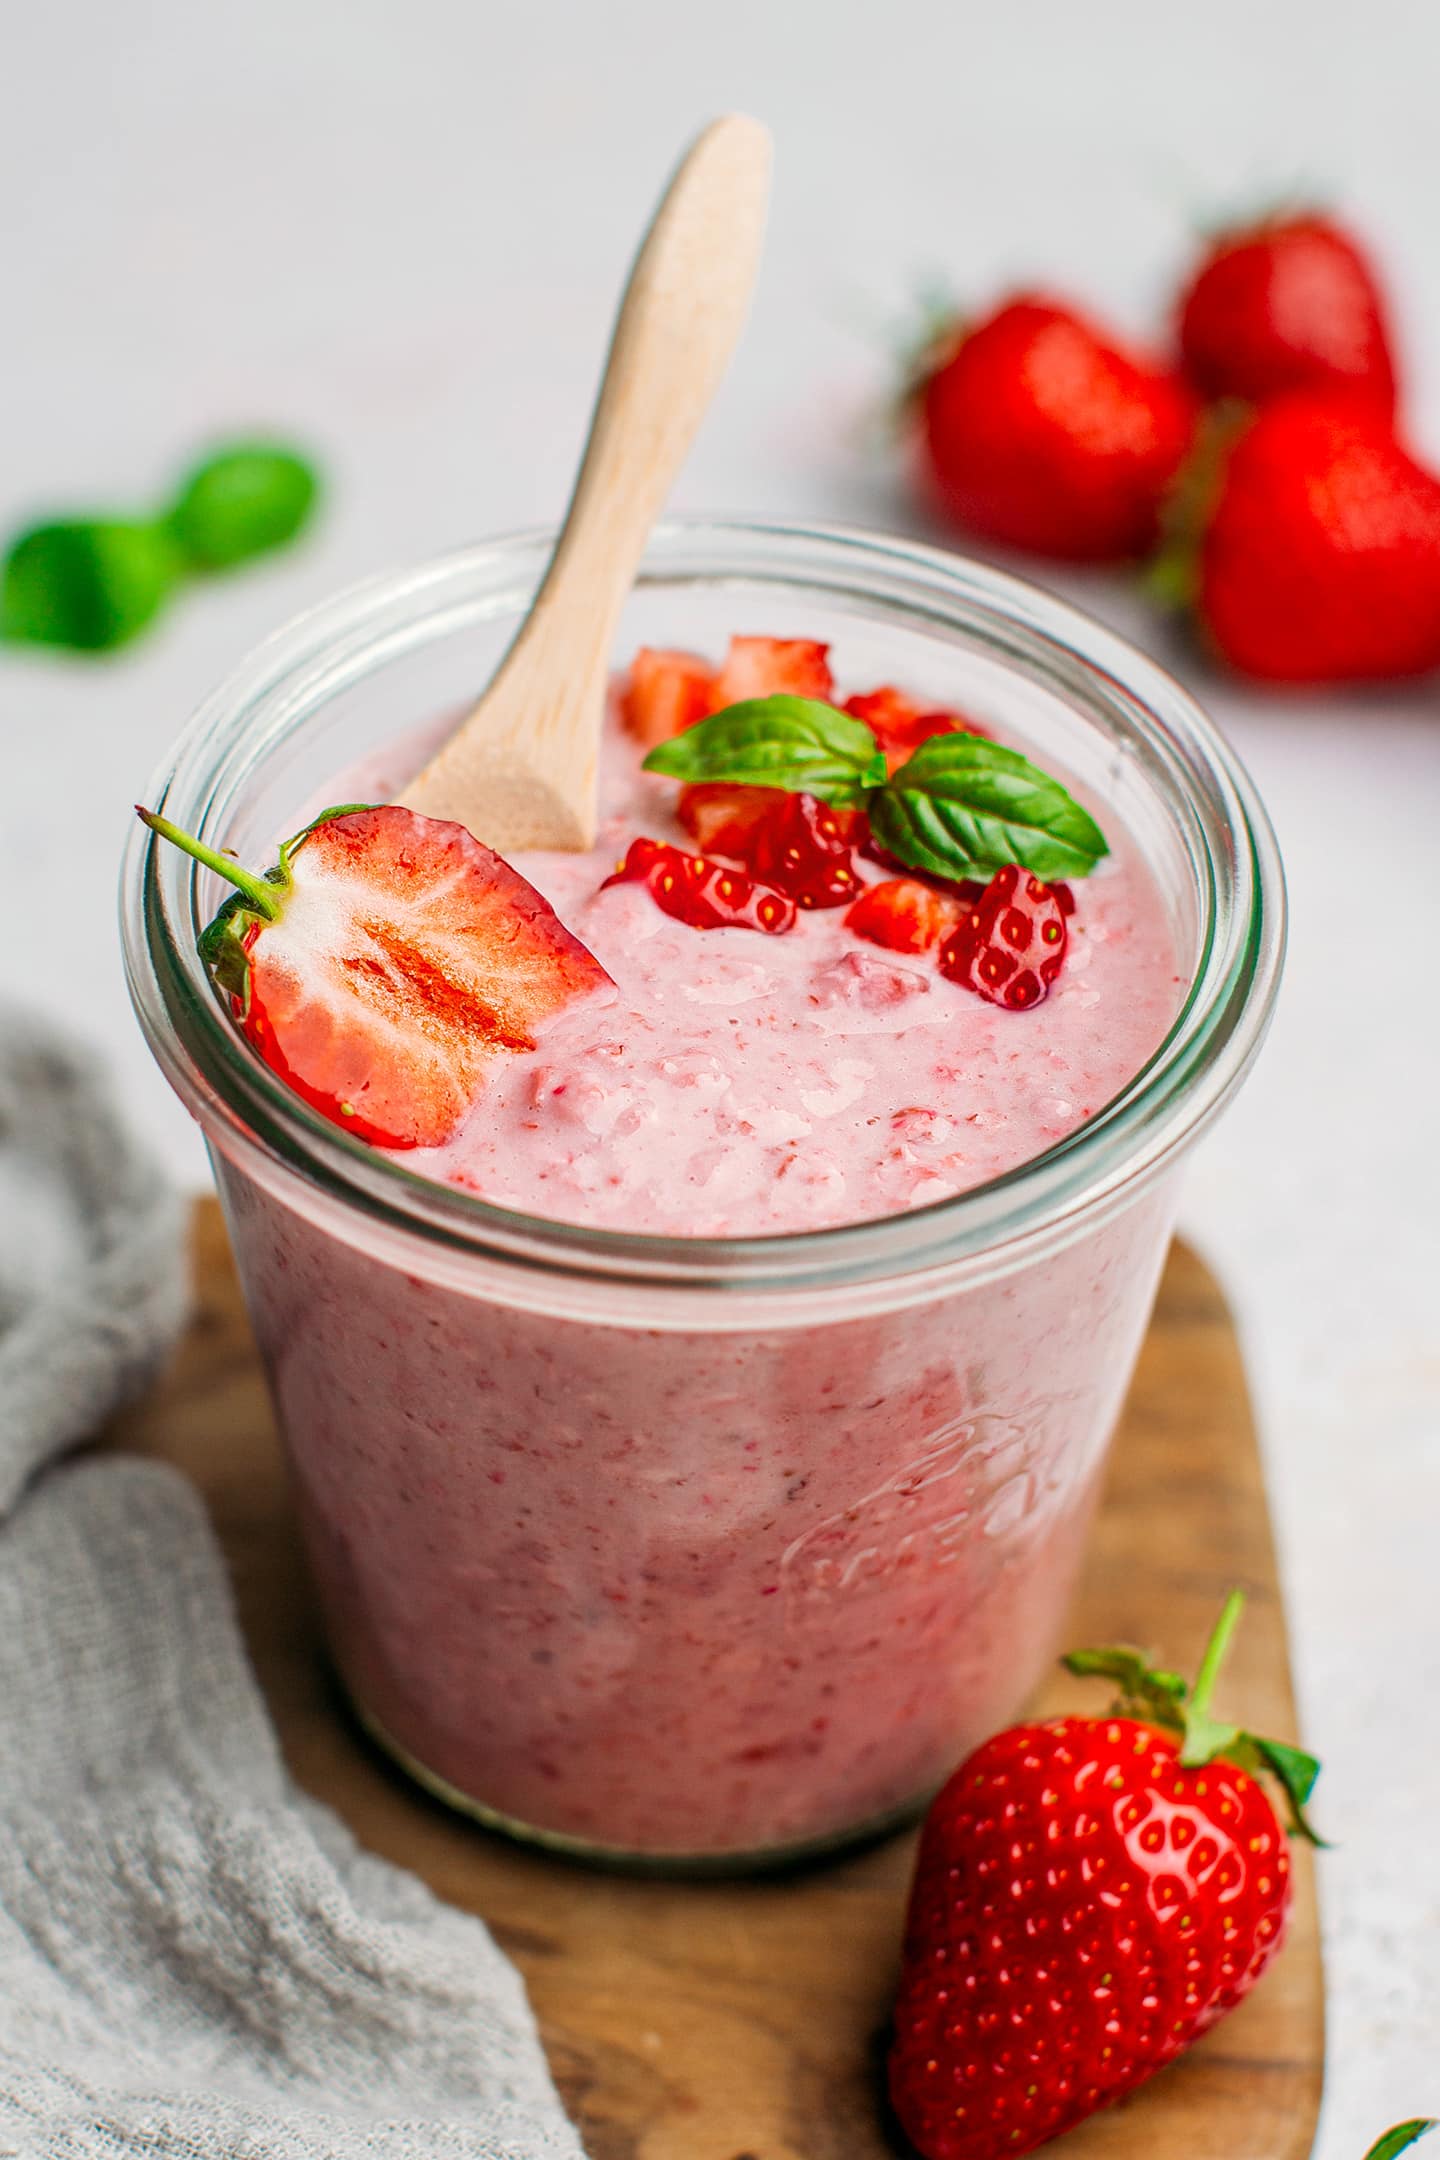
[106,1199,1323,2160]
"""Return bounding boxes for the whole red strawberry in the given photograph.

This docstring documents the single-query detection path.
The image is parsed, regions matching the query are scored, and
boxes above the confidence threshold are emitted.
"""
[1193,391,1440,681]
[1178,212,1398,414]
[889,1593,1323,2160]
[916,296,1198,561]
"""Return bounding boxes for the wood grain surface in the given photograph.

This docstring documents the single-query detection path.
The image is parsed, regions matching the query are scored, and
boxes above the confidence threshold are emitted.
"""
[105,1199,1323,2160]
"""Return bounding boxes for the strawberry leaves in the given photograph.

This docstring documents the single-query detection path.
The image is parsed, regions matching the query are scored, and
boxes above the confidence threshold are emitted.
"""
[643,695,1108,883]
[1064,1590,1327,1845]
[643,696,887,809]
[1249,1737,1325,1842]
[1060,1645,1188,1719]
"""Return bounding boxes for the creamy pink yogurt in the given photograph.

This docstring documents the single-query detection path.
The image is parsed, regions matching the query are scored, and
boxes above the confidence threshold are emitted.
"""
[222,683,1188,1860]
[350,711,1183,1236]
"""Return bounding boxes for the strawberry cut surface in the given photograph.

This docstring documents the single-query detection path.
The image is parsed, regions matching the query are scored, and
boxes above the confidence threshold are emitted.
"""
[677,781,786,858]
[229,806,613,1149]
[889,1715,1292,2160]
[708,634,834,709]
[620,647,717,747]
[845,876,971,954]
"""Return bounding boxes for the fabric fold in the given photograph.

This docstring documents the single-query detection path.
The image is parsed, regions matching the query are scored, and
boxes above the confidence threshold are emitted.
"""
[0,1008,584,2160]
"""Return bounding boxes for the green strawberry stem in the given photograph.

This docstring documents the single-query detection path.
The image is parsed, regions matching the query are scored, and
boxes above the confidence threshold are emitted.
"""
[1179,1585,1246,1765]
[1187,1586,1245,1714]
[136,808,280,920]
[1365,2127,1437,2160]
[1063,1589,1326,1846]
[895,281,967,418]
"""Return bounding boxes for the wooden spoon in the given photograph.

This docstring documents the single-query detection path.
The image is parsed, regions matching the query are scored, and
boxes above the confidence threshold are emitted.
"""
[400,114,772,852]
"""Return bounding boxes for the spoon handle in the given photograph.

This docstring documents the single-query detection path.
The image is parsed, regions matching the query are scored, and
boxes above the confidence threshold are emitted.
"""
[543,113,773,607]
[402,115,772,852]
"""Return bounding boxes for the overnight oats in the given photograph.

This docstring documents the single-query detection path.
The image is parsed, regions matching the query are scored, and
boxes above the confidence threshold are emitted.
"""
[122,520,1283,1867]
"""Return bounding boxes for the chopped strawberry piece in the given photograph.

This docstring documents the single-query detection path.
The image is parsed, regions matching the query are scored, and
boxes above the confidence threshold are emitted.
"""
[859,823,964,877]
[601,837,796,934]
[677,781,785,857]
[224,807,612,1149]
[746,793,863,909]
[621,647,716,747]
[844,685,989,775]
[938,862,1068,1009]
[845,877,969,955]
[709,635,834,710]
[678,784,863,909]
[845,685,983,748]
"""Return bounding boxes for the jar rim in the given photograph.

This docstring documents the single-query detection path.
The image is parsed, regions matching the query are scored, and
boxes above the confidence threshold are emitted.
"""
[120,514,1284,1296]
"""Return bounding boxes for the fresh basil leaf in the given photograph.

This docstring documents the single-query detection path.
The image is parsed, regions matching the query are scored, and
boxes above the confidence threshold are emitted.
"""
[643,697,887,809]
[871,734,1109,883]
[167,443,320,571]
[1365,2126,1436,2160]
[1,519,180,651]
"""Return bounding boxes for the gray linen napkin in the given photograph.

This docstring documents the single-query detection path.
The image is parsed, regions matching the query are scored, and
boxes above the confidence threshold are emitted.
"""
[0,1009,585,2160]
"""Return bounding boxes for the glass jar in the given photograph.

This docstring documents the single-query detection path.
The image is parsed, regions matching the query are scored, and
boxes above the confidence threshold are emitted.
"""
[121,518,1283,1871]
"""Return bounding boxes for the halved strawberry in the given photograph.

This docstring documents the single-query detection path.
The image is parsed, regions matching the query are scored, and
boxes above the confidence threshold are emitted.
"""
[621,647,716,747]
[677,781,784,856]
[601,836,795,933]
[845,876,970,955]
[138,803,613,1150]
[708,634,834,709]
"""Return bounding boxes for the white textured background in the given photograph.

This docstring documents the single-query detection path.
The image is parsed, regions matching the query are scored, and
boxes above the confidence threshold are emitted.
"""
[2,1,1437,2148]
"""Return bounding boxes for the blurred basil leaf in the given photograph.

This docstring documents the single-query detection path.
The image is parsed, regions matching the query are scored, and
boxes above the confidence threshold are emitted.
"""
[166,443,320,571]
[1,520,180,652]
[1,437,322,655]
